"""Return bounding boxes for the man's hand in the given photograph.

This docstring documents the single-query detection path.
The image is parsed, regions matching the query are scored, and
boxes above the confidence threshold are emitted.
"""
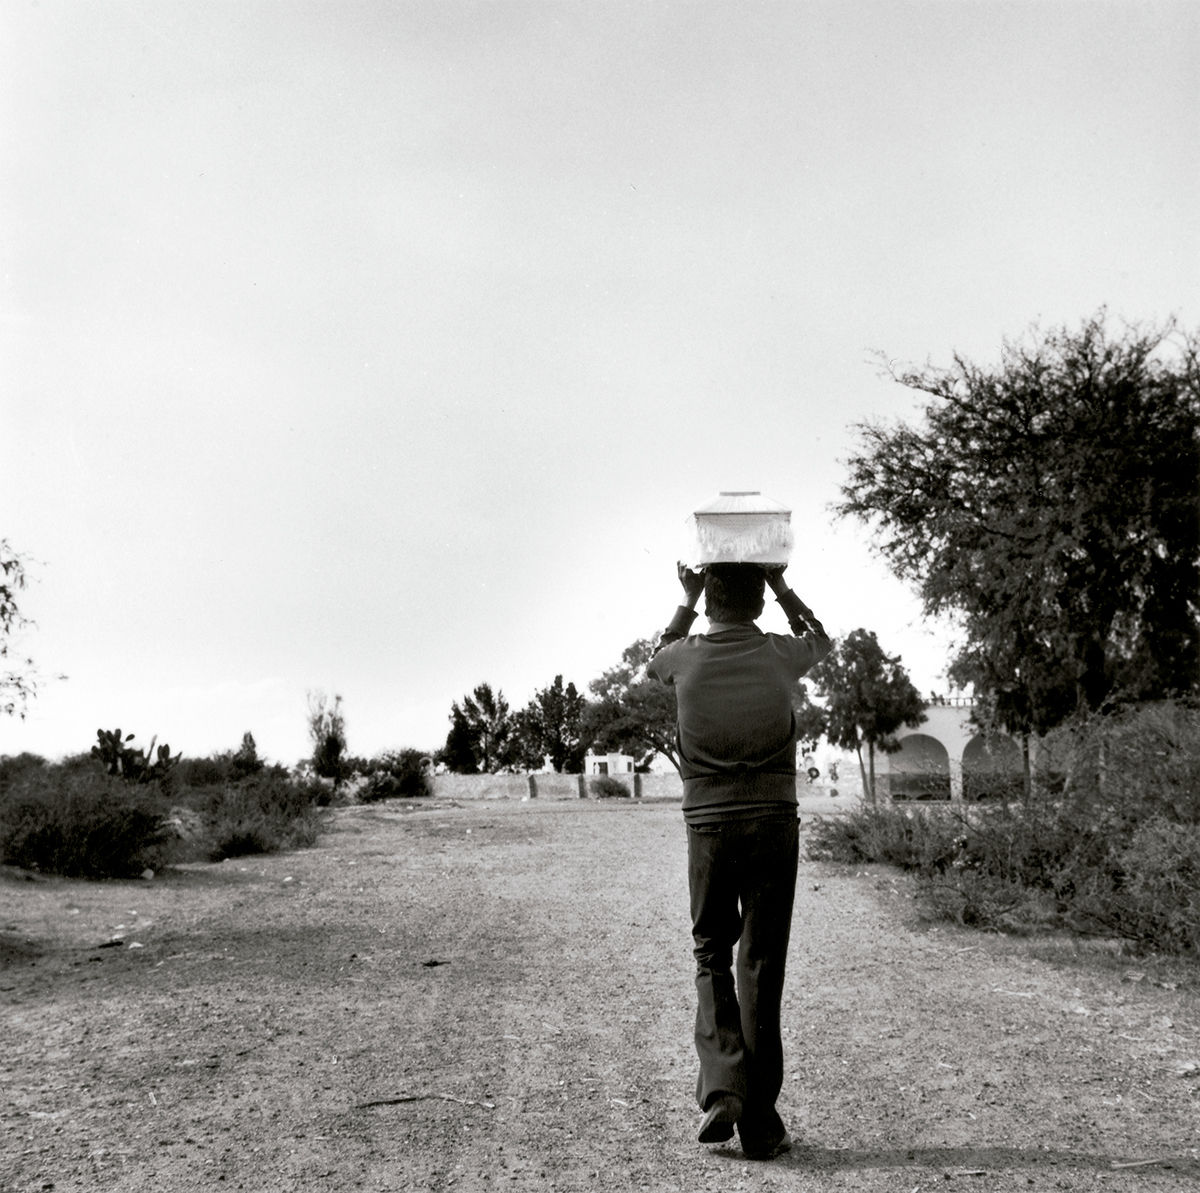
[677,562,706,606]
[762,564,789,596]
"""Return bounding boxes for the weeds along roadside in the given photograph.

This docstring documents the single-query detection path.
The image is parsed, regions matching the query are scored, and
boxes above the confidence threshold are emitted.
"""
[0,731,445,880]
[0,743,353,881]
[805,700,1200,958]
[0,760,327,880]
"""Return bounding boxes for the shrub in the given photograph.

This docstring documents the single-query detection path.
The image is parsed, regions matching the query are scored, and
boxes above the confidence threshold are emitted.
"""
[359,749,433,802]
[1093,818,1200,953]
[175,751,290,789]
[0,746,331,874]
[202,773,325,861]
[230,732,264,780]
[1071,700,1200,823]
[0,752,48,793]
[807,803,964,870]
[807,701,1200,954]
[590,775,630,799]
[175,754,234,787]
[0,769,170,877]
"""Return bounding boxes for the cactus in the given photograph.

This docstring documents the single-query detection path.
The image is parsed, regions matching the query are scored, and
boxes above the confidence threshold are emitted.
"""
[91,728,180,783]
[91,728,136,776]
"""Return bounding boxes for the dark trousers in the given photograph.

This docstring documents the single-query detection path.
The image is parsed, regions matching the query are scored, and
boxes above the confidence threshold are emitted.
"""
[686,814,799,1141]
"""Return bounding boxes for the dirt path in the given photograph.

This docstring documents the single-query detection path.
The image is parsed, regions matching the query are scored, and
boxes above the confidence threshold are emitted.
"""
[3,797,1199,1192]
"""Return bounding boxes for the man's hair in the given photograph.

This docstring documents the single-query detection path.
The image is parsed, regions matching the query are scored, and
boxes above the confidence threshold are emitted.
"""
[703,563,766,624]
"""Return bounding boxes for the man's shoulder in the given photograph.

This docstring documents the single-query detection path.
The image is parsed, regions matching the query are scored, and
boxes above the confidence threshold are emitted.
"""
[647,635,684,676]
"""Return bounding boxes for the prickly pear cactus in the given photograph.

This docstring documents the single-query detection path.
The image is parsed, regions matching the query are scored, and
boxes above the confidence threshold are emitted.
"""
[92,728,137,776]
[91,728,180,783]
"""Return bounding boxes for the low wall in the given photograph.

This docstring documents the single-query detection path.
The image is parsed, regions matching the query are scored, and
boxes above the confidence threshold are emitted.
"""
[429,773,852,809]
[430,772,685,801]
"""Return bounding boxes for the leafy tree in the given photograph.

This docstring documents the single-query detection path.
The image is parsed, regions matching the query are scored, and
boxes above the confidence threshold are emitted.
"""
[1,540,41,719]
[585,637,681,773]
[307,691,348,783]
[809,629,926,800]
[231,731,264,780]
[839,313,1200,737]
[506,706,548,773]
[441,703,479,774]
[440,683,515,773]
[361,748,433,800]
[792,681,828,751]
[512,675,588,772]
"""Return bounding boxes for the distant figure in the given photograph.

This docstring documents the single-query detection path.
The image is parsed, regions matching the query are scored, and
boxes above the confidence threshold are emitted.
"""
[649,562,831,1160]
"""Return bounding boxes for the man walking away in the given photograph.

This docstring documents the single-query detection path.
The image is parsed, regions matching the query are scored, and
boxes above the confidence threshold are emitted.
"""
[648,562,832,1160]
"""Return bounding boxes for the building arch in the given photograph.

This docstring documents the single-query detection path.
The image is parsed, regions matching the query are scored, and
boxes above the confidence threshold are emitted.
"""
[962,734,1024,801]
[884,733,951,801]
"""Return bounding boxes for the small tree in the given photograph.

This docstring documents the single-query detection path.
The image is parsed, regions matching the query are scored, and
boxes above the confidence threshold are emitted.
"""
[231,731,264,780]
[809,629,926,801]
[441,704,479,774]
[514,675,587,772]
[440,684,516,773]
[307,691,347,784]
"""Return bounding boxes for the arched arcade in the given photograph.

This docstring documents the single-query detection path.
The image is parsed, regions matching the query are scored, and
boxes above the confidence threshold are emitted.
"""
[876,699,1025,802]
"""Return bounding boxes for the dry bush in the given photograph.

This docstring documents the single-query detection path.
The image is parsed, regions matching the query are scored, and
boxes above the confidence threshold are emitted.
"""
[590,775,631,799]
[806,701,1200,955]
[0,769,171,877]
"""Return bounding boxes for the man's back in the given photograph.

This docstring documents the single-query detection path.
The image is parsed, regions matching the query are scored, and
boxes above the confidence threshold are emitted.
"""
[650,625,818,776]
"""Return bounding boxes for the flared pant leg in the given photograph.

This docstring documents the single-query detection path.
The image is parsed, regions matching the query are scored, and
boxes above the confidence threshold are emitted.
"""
[686,814,799,1133]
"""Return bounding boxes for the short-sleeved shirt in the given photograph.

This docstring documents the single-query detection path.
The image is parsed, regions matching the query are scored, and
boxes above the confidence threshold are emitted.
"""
[648,625,826,824]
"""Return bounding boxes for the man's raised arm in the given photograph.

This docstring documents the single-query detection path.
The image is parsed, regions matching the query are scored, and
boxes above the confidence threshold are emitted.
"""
[765,566,832,660]
[656,563,706,651]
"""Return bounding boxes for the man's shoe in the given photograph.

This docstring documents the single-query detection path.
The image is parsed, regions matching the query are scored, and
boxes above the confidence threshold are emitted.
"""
[741,1128,792,1161]
[697,1094,743,1144]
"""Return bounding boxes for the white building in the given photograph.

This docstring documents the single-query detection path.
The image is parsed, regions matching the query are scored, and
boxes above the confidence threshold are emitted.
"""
[583,751,635,777]
[874,698,1069,801]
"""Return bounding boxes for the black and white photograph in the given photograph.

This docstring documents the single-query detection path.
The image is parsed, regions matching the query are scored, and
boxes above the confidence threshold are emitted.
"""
[3,2,1198,1189]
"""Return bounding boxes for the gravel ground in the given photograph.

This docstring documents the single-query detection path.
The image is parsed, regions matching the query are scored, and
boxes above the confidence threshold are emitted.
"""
[3,796,1199,1192]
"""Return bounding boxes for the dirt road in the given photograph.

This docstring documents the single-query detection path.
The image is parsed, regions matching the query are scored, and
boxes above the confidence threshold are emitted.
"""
[3,797,1199,1191]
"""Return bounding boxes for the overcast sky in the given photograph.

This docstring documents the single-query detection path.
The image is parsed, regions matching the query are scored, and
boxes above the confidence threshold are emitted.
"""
[3,1,1198,765]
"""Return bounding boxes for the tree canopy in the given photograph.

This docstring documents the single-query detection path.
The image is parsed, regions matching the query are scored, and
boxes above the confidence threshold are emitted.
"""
[840,314,1200,735]
[518,675,587,773]
[440,683,517,774]
[808,628,925,799]
[307,690,348,782]
[442,679,589,774]
[584,637,681,772]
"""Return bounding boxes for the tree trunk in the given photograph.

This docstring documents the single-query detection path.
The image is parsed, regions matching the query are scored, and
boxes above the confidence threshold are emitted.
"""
[1098,729,1109,801]
[868,741,877,803]
[1022,733,1032,803]
[856,743,871,803]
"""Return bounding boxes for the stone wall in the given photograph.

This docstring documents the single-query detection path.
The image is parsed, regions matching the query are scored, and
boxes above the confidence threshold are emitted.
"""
[430,771,685,801]
[428,772,851,813]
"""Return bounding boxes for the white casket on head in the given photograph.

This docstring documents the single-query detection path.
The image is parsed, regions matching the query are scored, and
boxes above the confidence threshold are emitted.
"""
[682,490,793,568]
